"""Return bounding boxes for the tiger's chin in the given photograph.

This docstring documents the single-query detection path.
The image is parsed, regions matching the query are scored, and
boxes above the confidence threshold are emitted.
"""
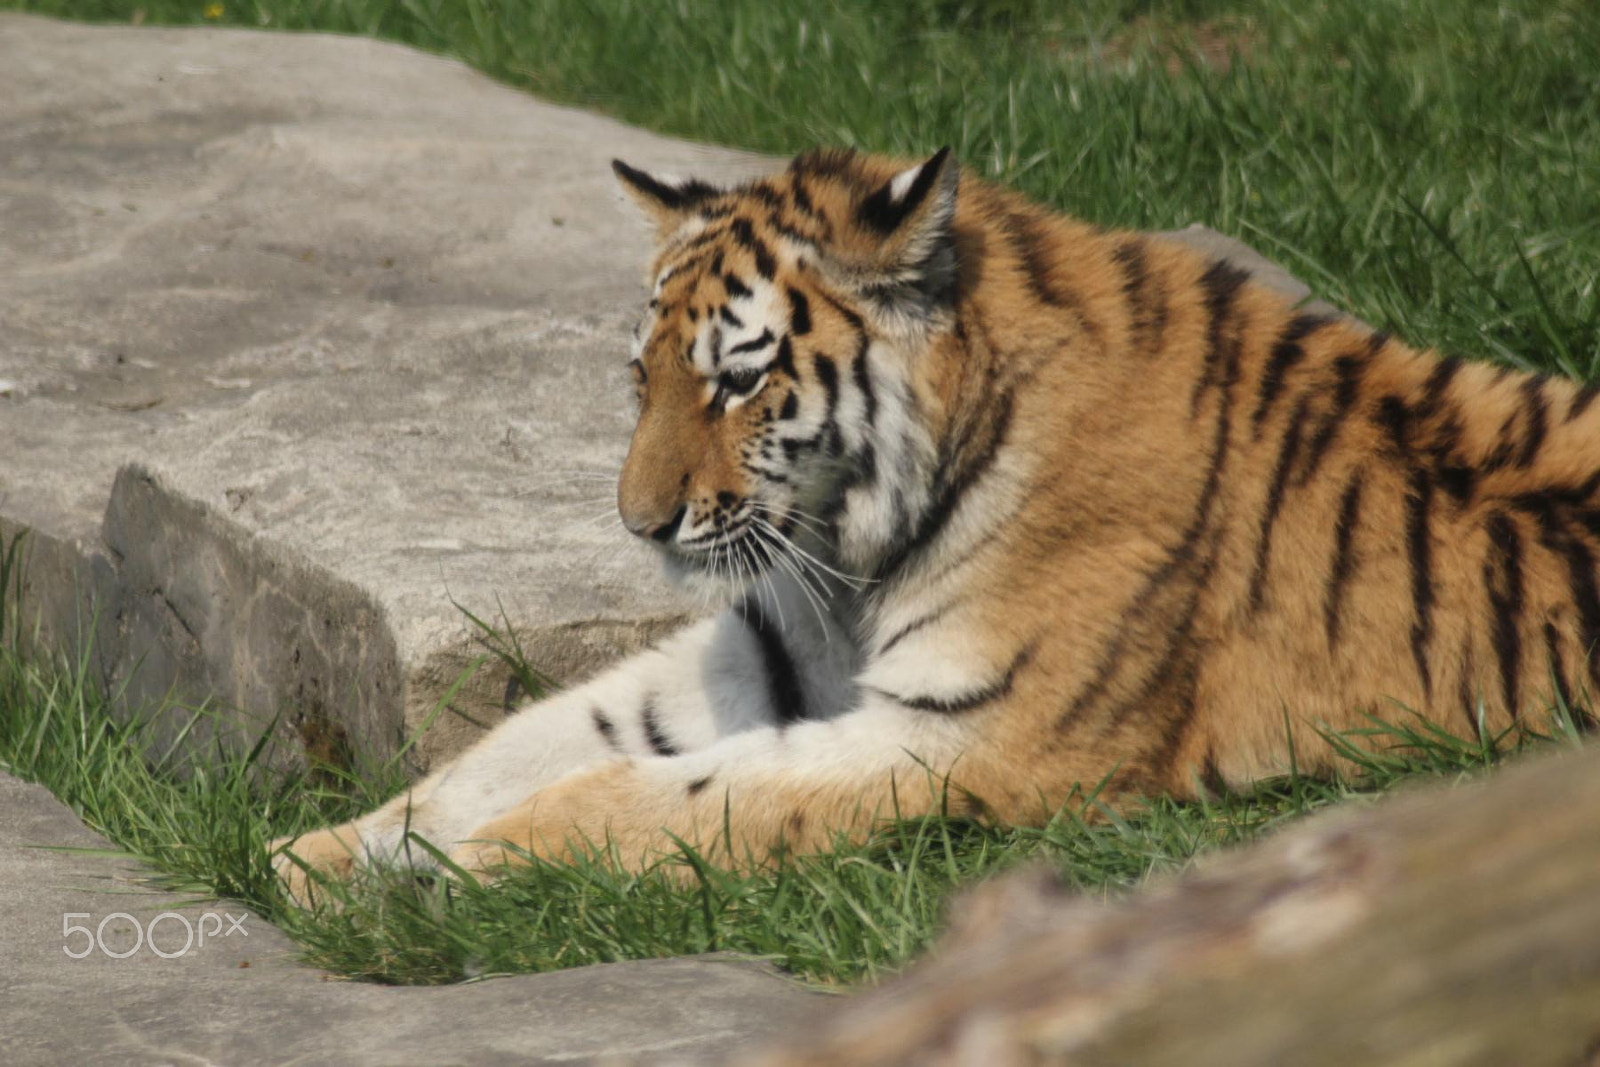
[658,540,773,604]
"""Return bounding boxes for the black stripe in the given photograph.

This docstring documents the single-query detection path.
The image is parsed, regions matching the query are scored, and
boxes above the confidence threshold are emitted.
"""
[790,174,819,218]
[1375,394,1410,452]
[728,329,774,355]
[744,463,790,485]
[1060,289,1243,728]
[1110,238,1158,355]
[1135,649,1205,790]
[686,775,714,796]
[1248,397,1309,613]
[1406,469,1437,699]
[997,209,1099,340]
[639,698,678,756]
[746,182,785,210]
[851,334,877,427]
[1433,434,1476,496]
[778,390,799,420]
[876,605,952,656]
[876,391,1014,581]
[1568,381,1600,422]
[1298,351,1369,484]
[1087,528,1218,775]
[590,706,621,751]
[1324,470,1364,649]
[1515,376,1549,468]
[791,146,858,179]
[730,218,777,279]
[773,335,797,377]
[1251,313,1331,436]
[826,293,866,332]
[1521,499,1600,695]
[1111,239,1148,308]
[723,272,752,299]
[786,287,812,335]
[1000,209,1059,306]
[767,211,819,247]
[1199,748,1227,794]
[833,440,878,500]
[1544,622,1573,716]
[675,231,724,259]
[1190,260,1251,417]
[1483,511,1525,718]
[882,642,1035,713]
[813,355,842,455]
[1418,355,1462,416]
[740,598,806,724]
[1481,412,1520,472]
[719,306,744,329]
[1507,471,1600,516]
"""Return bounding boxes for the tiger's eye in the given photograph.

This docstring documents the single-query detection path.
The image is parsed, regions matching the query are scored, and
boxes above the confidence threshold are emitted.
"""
[720,366,764,396]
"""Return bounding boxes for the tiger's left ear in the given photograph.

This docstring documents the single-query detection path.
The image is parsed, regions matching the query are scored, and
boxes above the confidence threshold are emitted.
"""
[612,160,720,239]
[845,148,961,311]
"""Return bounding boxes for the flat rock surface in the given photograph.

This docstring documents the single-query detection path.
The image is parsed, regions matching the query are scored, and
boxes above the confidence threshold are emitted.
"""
[0,770,823,1065]
[0,14,768,768]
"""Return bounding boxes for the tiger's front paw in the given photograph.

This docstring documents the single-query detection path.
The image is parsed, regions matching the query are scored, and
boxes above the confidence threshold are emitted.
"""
[445,817,561,885]
[270,824,362,908]
[445,838,520,885]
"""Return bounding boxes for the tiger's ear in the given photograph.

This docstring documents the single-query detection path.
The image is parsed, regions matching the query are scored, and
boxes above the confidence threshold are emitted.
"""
[612,160,720,239]
[857,147,957,243]
[841,148,961,313]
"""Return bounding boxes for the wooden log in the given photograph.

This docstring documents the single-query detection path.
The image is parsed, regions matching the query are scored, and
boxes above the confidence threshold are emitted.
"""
[746,746,1600,1067]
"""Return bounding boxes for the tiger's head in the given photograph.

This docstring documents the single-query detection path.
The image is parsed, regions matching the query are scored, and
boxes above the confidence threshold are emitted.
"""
[611,148,961,596]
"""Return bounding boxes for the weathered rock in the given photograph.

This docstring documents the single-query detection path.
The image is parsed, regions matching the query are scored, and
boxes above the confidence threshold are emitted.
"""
[0,13,762,772]
[0,770,821,1065]
[0,14,1345,776]
[742,744,1600,1067]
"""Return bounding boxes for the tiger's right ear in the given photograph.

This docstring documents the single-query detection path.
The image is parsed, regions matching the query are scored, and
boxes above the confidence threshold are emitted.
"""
[612,160,720,239]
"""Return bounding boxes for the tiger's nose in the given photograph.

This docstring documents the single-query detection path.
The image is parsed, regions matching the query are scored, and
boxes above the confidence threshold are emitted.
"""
[624,504,688,543]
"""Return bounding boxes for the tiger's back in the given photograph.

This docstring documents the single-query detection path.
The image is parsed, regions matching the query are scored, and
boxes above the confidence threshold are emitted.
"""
[931,177,1599,799]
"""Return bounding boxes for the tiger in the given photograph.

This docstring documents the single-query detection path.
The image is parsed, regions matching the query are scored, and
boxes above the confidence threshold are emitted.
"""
[275,145,1599,901]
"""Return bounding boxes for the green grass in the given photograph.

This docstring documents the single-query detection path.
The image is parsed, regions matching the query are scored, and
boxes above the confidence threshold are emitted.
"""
[1,0,1597,987]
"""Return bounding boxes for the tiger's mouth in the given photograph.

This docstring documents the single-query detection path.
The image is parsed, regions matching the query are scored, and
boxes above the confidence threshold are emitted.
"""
[659,525,776,598]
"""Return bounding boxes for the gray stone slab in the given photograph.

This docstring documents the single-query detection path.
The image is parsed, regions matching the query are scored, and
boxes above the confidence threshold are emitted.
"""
[0,770,823,1065]
[0,14,1345,778]
[0,13,768,772]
